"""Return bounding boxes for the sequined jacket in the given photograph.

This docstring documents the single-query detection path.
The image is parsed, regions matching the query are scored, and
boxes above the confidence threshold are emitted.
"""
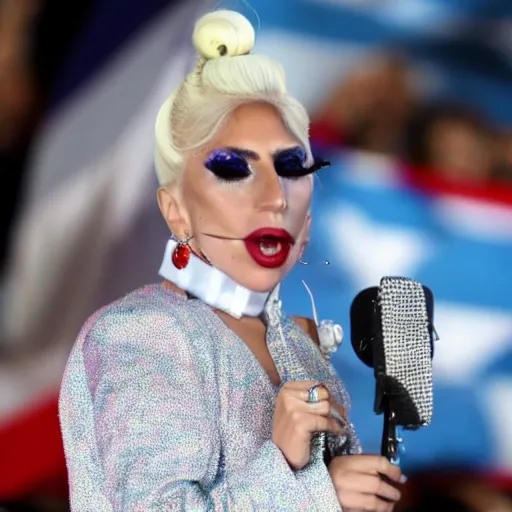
[59,284,361,511]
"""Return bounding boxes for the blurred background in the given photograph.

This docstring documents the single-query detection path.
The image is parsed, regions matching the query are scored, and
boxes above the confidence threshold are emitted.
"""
[1,0,512,510]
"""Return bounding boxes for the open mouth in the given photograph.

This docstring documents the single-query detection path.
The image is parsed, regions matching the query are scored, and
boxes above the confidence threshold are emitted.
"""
[259,238,284,257]
[244,228,295,269]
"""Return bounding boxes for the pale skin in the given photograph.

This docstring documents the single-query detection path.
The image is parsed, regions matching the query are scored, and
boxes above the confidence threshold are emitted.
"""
[158,103,403,510]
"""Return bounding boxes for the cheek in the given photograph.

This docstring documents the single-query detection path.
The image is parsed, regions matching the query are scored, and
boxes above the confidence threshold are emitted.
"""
[285,178,313,218]
[183,174,255,239]
[182,171,226,221]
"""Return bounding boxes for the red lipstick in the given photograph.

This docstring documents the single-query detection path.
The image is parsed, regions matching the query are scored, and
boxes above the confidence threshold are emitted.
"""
[243,228,295,269]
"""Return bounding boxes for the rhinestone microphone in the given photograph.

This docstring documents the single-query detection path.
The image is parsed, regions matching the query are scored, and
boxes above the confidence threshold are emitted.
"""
[350,277,436,462]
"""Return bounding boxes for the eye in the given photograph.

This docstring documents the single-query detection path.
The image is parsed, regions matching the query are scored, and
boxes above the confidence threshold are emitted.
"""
[204,149,252,182]
[274,147,330,179]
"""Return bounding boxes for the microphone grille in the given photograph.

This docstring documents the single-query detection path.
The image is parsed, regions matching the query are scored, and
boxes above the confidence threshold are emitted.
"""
[379,277,433,428]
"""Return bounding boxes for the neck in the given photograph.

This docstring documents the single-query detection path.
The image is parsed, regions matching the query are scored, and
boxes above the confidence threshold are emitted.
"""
[158,238,270,319]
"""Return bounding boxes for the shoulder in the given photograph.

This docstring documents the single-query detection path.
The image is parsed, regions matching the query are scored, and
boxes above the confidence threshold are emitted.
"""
[78,284,199,355]
[291,316,320,346]
[72,285,220,391]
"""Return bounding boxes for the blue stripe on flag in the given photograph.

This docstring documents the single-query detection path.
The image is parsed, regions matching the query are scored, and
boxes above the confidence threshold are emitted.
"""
[248,0,406,43]
[51,0,183,106]
[281,157,512,469]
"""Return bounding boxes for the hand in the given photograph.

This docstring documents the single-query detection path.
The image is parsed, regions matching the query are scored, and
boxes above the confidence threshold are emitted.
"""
[329,454,405,512]
[272,381,344,471]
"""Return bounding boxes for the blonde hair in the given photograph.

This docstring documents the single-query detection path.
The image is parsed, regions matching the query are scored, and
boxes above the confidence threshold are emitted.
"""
[154,9,313,186]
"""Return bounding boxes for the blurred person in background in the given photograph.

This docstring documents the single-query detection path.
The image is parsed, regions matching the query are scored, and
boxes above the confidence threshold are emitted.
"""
[0,0,93,276]
[491,130,512,184]
[0,0,41,148]
[397,469,512,512]
[309,50,511,189]
[404,102,493,185]
[0,0,42,275]
[310,52,415,156]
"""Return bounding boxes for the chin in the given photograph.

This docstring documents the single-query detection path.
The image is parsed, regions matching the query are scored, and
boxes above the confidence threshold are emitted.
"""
[205,243,297,293]
[240,275,283,294]
[234,265,293,294]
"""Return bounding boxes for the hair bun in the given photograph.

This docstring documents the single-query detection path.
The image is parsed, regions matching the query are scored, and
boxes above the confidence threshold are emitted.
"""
[192,10,255,59]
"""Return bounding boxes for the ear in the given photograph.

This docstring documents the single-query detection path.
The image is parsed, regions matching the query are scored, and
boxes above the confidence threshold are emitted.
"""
[157,185,190,237]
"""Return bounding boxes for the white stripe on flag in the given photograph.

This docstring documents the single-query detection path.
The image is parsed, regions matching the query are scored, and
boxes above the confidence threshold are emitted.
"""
[432,303,512,384]
[485,379,512,471]
[435,195,512,242]
[0,0,211,418]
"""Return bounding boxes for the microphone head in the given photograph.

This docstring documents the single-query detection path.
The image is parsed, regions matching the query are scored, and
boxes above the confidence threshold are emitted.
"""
[350,277,434,429]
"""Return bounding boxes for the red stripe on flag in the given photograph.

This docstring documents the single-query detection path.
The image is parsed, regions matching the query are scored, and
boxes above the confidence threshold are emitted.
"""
[403,163,512,207]
[0,393,67,500]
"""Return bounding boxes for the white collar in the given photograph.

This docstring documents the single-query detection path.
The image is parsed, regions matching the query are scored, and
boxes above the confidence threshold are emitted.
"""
[158,239,270,319]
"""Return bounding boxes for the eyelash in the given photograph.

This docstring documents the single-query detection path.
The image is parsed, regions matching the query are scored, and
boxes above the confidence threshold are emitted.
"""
[274,150,309,180]
[204,149,329,184]
[204,150,251,183]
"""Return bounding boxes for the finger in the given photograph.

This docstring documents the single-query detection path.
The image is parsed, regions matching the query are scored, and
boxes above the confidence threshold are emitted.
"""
[305,400,331,416]
[339,455,404,484]
[305,413,344,435]
[280,388,330,405]
[345,508,393,512]
[281,383,330,403]
[333,473,401,502]
[330,405,347,426]
[339,491,394,512]
[331,402,348,422]
[305,383,330,404]
[375,457,404,484]
[282,395,333,417]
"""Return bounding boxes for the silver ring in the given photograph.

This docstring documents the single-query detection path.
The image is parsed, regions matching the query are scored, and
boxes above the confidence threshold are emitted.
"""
[307,384,326,403]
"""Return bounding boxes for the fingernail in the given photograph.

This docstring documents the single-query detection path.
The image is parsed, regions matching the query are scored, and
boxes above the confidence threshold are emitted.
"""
[400,475,408,484]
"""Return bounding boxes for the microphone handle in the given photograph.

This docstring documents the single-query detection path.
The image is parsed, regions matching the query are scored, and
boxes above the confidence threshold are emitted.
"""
[381,395,399,464]
[310,432,331,467]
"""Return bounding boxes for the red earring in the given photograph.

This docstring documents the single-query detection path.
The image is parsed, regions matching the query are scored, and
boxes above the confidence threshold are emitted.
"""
[172,233,192,270]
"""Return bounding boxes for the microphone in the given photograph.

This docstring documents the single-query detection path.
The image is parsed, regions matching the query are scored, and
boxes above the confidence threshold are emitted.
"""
[350,277,436,463]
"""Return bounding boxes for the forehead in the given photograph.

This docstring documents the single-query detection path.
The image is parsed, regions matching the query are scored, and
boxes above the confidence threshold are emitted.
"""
[210,102,299,152]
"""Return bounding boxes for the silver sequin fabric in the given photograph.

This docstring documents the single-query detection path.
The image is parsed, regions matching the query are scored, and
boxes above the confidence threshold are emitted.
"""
[59,284,361,511]
[378,277,433,427]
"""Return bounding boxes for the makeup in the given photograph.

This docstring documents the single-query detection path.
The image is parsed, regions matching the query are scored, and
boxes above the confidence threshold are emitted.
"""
[243,227,295,269]
[273,146,331,177]
[204,149,252,182]
[274,146,308,179]
[204,146,330,183]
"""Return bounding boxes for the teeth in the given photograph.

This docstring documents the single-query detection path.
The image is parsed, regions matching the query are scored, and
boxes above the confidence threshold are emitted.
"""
[260,241,282,256]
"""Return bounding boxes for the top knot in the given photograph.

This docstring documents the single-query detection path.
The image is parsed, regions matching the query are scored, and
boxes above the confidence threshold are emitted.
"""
[192,10,255,60]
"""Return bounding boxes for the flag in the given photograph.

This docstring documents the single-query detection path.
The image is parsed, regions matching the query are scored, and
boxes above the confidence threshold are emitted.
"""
[250,0,512,126]
[2,0,512,499]
[245,0,512,474]
[280,151,512,473]
[0,0,212,498]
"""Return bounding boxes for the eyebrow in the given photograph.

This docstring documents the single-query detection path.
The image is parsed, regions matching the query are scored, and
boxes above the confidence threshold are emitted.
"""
[219,145,305,161]
[222,147,260,160]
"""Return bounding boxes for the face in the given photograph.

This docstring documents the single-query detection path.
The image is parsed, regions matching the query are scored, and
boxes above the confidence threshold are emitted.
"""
[159,103,318,293]
[427,119,490,183]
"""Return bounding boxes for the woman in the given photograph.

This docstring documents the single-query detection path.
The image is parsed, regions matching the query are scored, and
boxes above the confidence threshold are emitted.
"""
[59,10,405,511]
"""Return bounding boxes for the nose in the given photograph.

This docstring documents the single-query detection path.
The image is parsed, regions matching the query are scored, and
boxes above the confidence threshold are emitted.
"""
[256,168,287,213]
